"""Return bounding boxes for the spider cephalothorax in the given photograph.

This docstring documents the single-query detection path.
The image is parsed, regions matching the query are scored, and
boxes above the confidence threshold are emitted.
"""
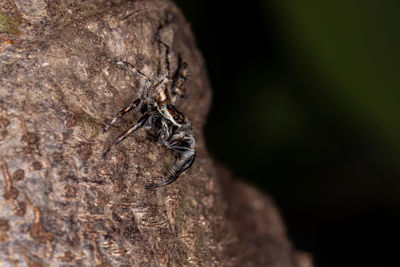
[102,36,196,189]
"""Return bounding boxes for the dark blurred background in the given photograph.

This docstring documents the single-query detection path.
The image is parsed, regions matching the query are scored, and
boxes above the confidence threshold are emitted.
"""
[175,1,400,266]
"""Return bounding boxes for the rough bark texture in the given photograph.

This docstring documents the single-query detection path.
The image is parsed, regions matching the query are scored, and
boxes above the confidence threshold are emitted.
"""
[0,0,313,266]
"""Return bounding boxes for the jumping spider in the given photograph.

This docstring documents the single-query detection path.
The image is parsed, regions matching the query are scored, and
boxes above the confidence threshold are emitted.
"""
[102,39,196,190]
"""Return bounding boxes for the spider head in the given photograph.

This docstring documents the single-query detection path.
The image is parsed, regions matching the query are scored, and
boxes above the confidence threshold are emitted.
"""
[157,102,186,127]
[166,104,185,126]
[156,84,186,127]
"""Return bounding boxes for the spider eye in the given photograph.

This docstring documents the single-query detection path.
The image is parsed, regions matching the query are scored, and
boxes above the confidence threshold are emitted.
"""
[178,119,184,124]
[171,111,176,115]
[173,115,179,120]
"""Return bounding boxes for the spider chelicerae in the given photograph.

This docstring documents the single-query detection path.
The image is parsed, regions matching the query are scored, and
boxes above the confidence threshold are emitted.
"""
[102,37,196,190]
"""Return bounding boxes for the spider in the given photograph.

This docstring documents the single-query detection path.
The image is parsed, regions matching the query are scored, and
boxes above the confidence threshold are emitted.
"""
[102,38,196,190]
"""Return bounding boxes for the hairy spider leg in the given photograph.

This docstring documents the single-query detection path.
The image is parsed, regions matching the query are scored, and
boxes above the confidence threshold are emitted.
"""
[158,41,189,102]
[155,30,182,105]
[114,60,153,98]
[155,31,172,79]
[171,56,189,101]
[157,120,171,146]
[146,134,196,189]
[103,113,149,158]
[103,57,151,85]
[110,60,151,82]
[155,30,188,103]
[145,150,196,190]
[103,57,153,132]
[104,98,141,132]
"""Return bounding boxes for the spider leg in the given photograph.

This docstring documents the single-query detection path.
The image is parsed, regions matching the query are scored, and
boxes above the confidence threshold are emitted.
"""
[145,151,196,190]
[104,98,141,132]
[157,120,170,146]
[171,56,189,101]
[155,32,171,79]
[103,113,149,158]
[105,57,152,98]
[115,61,151,84]
[103,56,153,132]
[104,57,151,84]
[145,136,196,189]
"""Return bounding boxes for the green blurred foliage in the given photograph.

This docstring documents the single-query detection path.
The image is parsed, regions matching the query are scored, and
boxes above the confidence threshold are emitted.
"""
[267,0,400,168]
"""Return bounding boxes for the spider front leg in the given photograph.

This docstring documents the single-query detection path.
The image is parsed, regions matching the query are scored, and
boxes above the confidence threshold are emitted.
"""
[103,58,152,132]
[103,113,149,158]
[145,134,196,189]
[104,98,141,132]
[157,120,171,146]
[104,58,152,85]
[171,56,189,101]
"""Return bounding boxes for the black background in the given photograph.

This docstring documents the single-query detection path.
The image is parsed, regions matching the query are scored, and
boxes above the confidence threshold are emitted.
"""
[176,1,400,266]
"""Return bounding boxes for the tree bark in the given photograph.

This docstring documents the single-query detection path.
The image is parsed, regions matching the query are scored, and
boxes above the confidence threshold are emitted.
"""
[0,0,313,266]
